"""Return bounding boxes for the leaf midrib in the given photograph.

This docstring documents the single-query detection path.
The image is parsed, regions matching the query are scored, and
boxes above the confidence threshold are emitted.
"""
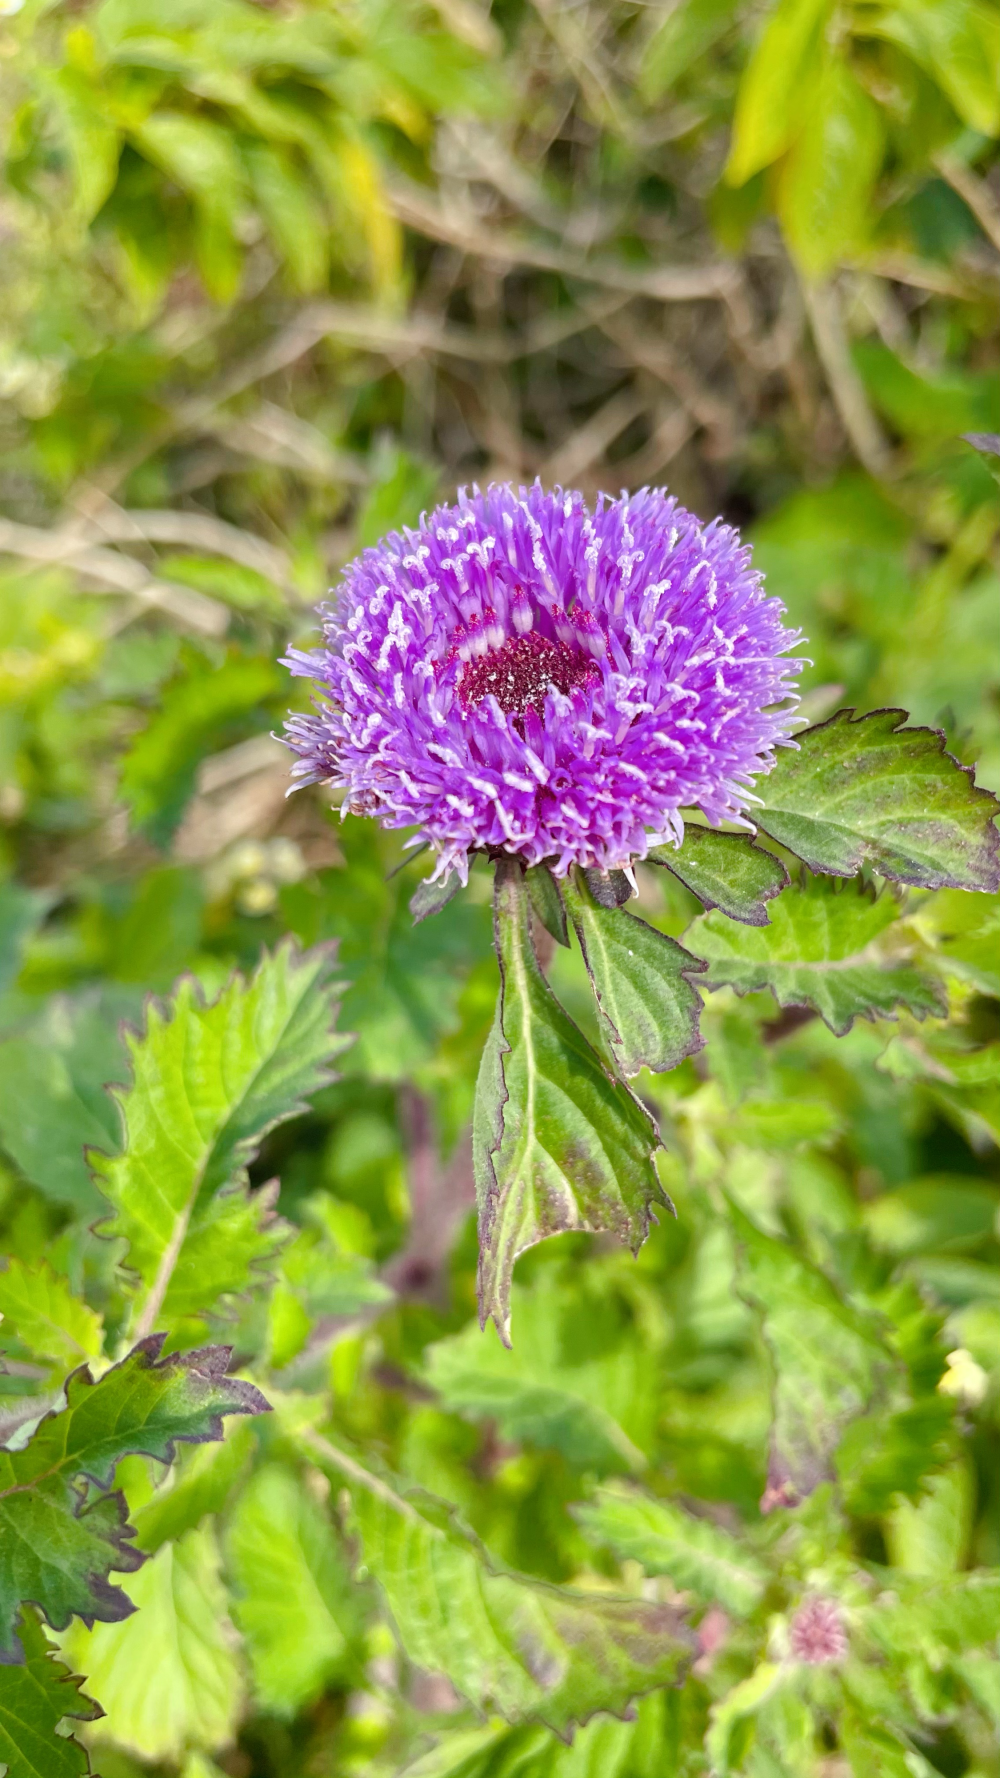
[130,971,314,1338]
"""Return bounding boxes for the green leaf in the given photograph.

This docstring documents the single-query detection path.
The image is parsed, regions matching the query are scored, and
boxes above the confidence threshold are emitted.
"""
[725,0,832,185]
[410,869,463,923]
[563,869,705,1077]
[0,1609,99,1778]
[685,875,944,1036]
[648,826,788,926]
[0,994,127,1215]
[43,67,121,223]
[0,1336,268,1653]
[320,1449,692,1732]
[729,1204,891,1506]
[753,710,1000,892]
[244,140,328,293]
[639,0,740,100]
[0,1259,103,1375]
[0,881,51,1002]
[425,1286,650,1474]
[226,1462,361,1716]
[475,861,665,1342]
[885,1460,973,1577]
[91,942,347,1338]
[120,653,281,846]
[574,1483,767,1616]
[862,0,1000,135]
[777,58,884,276]
[62,1526,242,1765]
[526,864,569,948]
[133,1421,256,1555]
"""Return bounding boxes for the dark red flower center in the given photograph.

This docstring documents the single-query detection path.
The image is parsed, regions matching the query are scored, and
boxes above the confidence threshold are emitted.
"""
[458,633,599,715]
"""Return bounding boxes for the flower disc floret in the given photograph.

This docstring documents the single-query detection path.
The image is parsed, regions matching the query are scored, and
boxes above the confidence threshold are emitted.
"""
[283,482,802,881]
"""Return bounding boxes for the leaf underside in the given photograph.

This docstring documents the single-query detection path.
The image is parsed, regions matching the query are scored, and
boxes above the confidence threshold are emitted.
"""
[753,708,1000,891]
[474,860,664,1343]
[351,1474,692,1734]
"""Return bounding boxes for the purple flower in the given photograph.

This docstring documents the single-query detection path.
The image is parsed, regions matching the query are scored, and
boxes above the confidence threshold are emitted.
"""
[283,482,801,881]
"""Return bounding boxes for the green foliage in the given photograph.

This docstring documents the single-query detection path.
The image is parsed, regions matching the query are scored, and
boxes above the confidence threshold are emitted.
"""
[575,1484,767,1615]
[648,827,788,925]
[343,1459,692,1732]
[91,941,348,1337]
[63,1525,243,1765]
[686,874,945,1034]
[0,1337,267,1653]
[754,710,1000,891]
[0,0,998,1771]
[562,869,705,1077]
[475,860,664,1341]
[226,1463,361,1717]
[0,1609,100,1778]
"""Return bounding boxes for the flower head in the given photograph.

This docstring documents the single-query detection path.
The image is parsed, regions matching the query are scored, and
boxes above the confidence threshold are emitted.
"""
[283,482,801,880]
[789,1597,848,1665]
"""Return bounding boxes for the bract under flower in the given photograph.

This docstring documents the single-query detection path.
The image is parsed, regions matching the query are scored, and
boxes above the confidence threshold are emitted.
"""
[282,482,802,881]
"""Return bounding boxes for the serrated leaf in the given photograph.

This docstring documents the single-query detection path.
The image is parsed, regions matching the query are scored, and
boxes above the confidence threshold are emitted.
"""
[0,1259,103,1376]
[685,875,944,1035]
[61,1526,242,1764]
[425,1286,650,1474]
[226,1462,361,1716]
[0,1609,99,1778]
[475,861,665,1342]
[0,1336,268,1653]
[563,868,705,1077]
[322,1449,692,1732]
[526,864,569,948]
[574,1483,766,1616]
[730,1204,892,1507]
[648,827,788,925]
[91,942,348,1338]
[836,1397,954,1518]
[753,710,1000,891]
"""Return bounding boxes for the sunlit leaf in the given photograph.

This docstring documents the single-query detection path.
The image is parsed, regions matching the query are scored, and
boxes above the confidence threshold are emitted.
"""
[754,710,1000,891]
[62,1526,242,1765]
[91,942,347,1337]
[0,1337,267,1653]
[686,875,944,1035]
[226,1463,362,1715]
[725,0,832,184]
[0,1258,103,1376]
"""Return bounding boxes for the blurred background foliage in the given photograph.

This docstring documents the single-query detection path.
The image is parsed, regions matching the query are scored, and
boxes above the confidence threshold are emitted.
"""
[0,0,998,1774]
